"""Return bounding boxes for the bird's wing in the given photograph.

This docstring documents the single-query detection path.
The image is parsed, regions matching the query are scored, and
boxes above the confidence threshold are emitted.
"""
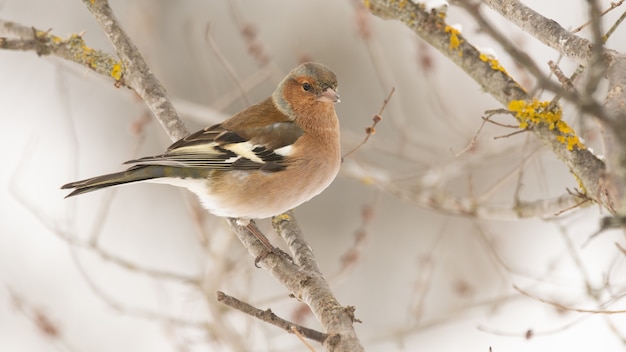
[124,121,303,172]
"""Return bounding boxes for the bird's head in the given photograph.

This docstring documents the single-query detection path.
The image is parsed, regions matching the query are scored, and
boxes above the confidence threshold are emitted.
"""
[273,62,340,120]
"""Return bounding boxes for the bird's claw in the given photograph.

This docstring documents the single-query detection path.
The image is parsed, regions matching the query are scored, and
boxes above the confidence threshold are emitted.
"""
[254,246,293,267]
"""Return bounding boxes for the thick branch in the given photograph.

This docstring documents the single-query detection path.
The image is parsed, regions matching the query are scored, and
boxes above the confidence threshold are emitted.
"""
[480,0,620,67]
[272,212,363,352]
[365,1,527,104]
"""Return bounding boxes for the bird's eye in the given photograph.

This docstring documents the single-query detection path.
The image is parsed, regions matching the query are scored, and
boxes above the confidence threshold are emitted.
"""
[302,82,312,91]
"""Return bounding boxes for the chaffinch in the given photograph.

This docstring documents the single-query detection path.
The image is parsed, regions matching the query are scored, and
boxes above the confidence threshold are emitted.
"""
[62,62,341,222]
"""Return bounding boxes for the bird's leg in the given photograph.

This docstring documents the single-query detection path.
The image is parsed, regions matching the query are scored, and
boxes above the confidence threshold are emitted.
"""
[236,219,292,265]
[245,221,274,251]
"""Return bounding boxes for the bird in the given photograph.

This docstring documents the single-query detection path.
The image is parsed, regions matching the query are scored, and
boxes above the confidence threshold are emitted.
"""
[62,62,342,238]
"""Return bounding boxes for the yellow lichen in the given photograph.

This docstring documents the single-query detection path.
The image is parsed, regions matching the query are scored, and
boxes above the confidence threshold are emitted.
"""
[274,213,292,222]
[21,28,123,85]
[445,26,462,50]
[479,53,507,74]
[508,99,586,151]
[110,62,123,80]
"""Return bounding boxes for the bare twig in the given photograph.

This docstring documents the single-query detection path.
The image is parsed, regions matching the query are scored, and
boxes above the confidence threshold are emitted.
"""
[216,291,327,343]
[493,128,529,140]
[478,316,588,339]
[330,198,379,284]
[603,7,626,42]
[571,0,625,33]
[514,285,626,314]
[291,326,318,352]
[481,110,519,129]
[343,87,394,159]
[547,61,576,93]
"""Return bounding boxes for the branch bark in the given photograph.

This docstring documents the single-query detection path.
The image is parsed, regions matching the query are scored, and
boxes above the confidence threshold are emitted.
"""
[273,212,363,351]
[216,291,328,343]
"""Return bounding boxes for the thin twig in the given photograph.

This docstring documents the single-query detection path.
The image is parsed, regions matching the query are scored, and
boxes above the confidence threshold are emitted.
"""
[455,117,487,157]
[603,7,626,41]
[554,188,591,216]
[343,87,394,159]
[481,110,519,129]
[330,196,380,285]
[216,291,327,343]
[547,60,576,92]
[291,326,318,352]
[514,285,626,314]
[571,0,625,33]
[493,128,529,140]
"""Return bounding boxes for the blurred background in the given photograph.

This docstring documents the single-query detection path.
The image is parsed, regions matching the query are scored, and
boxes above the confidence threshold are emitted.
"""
[1,0,626,351]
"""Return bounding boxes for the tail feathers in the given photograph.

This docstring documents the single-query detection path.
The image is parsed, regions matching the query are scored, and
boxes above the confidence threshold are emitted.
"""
[61,165,166,198]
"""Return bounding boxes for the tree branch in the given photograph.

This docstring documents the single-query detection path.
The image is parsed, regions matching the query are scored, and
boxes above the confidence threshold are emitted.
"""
[216,291,328,343]
[0,19,124,85]
[478,0,626,214]
[479,0,621,67]
[363,0,608,208]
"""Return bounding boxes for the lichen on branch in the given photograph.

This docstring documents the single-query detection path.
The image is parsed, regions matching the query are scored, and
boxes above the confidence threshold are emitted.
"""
[0,21,123,82]
[509,99,586,151]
